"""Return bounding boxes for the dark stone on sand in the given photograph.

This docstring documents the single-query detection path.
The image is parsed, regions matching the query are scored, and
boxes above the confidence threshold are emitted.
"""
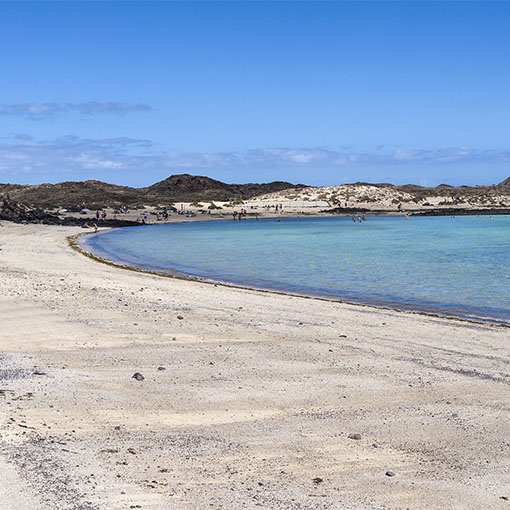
[132,372,144,381]
[385,471,396,477]
[176,315,184,320]
[101,448,119,454]
[312,477,323,484]
[157,366,166,371]
[348,433,362,440]
[127,447,137,455]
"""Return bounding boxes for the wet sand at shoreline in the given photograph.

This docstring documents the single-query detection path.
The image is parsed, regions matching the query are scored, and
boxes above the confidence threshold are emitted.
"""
[0,223,509,509]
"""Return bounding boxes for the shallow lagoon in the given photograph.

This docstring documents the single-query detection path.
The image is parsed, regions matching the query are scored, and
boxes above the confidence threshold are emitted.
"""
[82,215,510,324]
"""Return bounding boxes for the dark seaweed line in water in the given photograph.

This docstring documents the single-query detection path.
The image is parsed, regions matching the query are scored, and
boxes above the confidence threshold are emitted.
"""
[70,232,510,330]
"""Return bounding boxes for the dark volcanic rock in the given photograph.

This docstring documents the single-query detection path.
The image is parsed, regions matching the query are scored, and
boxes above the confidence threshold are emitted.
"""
[321,207,372,214]
[412,208,510,216]
[0,198,141,227]
[1,198,53,223]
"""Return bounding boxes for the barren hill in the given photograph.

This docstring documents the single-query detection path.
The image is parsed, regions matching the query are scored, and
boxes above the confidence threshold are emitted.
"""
[1,173,509,211]
[0,180,140,210]
[141,174,303,203]
[0,174,301,209]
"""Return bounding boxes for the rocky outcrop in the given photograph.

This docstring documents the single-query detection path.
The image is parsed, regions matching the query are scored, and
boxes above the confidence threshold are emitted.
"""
[0,198,140,227]
[0,198,56,223]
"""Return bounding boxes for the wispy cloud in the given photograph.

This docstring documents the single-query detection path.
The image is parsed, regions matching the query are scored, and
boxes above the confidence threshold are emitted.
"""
[67,102,152,115]
[246,147,510,166]
[0,135,154,176]
[0,135,509,180]
[0,102,152,119]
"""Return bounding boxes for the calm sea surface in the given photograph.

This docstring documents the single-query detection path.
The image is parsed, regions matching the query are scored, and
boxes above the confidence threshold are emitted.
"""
[81,215,510,324]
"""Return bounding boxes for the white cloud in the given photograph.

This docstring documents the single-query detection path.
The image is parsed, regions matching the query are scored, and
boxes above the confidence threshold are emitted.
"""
[70,154,126,170]
[0,136,509,180]
[0,102,152,119]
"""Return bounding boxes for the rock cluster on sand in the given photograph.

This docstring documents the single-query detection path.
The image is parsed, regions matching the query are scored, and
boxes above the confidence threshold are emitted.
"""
[0,198,140,227]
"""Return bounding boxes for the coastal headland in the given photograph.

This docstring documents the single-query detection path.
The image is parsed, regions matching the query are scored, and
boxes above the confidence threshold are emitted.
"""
[0,222,508,509]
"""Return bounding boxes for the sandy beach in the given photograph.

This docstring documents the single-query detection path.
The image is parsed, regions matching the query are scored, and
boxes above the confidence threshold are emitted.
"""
[0,222,509,509]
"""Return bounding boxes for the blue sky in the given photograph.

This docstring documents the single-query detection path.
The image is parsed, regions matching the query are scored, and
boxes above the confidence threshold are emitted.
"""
[1,1,509,187]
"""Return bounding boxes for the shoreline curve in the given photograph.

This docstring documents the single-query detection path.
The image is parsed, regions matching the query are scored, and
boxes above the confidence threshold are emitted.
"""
[69,230,510,329]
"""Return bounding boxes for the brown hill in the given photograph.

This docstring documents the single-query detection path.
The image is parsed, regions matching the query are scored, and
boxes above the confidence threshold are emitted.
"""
[0,174,302,209]
[142,174,302,202]
[1,174,508,210]
[394,177,510,199]
[498,177,510,190]
[0,180,140,210]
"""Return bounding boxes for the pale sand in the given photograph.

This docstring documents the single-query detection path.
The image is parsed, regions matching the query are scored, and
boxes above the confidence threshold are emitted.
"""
[0,222,508,509]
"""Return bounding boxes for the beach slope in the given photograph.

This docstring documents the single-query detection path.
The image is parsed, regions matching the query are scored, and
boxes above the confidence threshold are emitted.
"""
[0,223,508,509]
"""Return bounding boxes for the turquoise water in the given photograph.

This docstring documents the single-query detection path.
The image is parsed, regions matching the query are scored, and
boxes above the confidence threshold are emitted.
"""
[82,215,510,324]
